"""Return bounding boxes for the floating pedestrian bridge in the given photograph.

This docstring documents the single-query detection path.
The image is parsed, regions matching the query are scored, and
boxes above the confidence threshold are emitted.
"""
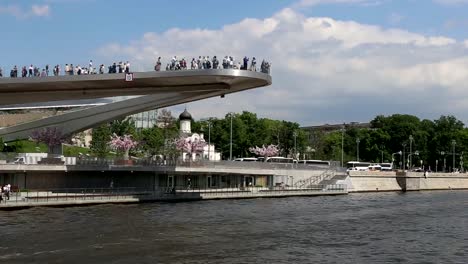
[0,69,271,141]
[0,69,271,105]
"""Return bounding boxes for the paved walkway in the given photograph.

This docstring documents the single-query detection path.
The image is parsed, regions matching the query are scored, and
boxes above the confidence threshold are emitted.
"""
[0,186,347,209]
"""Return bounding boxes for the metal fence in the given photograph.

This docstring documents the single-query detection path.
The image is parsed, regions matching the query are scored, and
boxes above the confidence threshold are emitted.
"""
[75,158,340,171]
[0,185,347,207]
[0,153,341,171]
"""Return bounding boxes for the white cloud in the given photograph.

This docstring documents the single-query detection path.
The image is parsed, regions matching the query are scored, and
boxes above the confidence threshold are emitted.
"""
[96,8,468,125]
[0,4,50,18]
[31,5,50,17]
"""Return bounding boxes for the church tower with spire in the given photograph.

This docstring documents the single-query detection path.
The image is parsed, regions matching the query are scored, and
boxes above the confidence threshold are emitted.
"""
[179,109,192,134]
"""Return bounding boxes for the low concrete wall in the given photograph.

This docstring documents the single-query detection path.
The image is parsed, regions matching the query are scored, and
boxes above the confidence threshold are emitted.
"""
[416,173,468,190]
[347,172,401,192]
[348,171,468,192]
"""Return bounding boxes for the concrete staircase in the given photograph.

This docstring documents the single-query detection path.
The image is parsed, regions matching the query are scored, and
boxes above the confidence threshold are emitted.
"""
[294,170,336,188]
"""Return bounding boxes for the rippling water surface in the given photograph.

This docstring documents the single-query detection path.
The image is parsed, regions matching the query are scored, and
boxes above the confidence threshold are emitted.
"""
[1,191,467,263]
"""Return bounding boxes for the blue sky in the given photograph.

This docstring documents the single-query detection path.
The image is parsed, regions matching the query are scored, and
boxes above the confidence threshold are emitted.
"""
[2,0,468,125]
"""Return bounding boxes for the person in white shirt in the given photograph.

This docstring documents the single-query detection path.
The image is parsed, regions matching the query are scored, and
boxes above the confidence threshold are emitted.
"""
[202,56,207,69]
[171,56,177,70]
[5,184,10,200]
[89,60,93,69]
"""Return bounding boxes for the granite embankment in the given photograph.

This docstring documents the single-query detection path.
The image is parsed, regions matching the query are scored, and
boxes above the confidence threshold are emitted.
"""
[344,171,468,192]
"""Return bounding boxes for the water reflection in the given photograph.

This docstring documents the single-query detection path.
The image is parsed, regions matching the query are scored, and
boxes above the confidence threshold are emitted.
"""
[1,191,467,263]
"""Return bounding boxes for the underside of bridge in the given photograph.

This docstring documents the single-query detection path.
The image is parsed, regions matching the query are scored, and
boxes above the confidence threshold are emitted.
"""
[0,69,271,142]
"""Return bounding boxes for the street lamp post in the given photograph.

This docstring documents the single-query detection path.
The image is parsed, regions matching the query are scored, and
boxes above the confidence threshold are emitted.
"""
[409,135,413,169]
[341,124,345,167]
[402,143,407,171]
[380,145,385,163]
[452,140,456,172]
[293,131,298,160]
[207,121,211,161]
[408,151,419,170]
[440,151,446,172]
[356,138,360,162]
[229,113,233,161]
[460,154,464,173]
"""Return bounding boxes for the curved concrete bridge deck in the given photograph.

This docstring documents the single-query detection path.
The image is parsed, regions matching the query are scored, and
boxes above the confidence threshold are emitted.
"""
[0,69,272,105]
[0,70,271,141]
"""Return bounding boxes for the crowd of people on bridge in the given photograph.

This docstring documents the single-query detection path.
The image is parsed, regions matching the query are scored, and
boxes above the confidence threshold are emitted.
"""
[156,55,271,74]
[0,55,271,79]
[0,60,132,78]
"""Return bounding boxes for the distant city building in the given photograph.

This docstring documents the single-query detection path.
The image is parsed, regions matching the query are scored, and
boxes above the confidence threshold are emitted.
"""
[130,109,158,129]
[70,129,93,148]
[301,122,371,134]
[179,109,221,161]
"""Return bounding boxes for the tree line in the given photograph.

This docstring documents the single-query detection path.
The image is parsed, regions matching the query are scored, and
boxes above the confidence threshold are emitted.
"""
[312,114,468,171]
[88,111,468,170]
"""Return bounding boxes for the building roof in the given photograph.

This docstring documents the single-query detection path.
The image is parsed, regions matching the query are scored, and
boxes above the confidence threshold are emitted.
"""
[179,109,192,120]
[301,122,371,132]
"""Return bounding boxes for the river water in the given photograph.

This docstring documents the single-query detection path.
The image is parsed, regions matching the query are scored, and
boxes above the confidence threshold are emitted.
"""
[0,191,467,263]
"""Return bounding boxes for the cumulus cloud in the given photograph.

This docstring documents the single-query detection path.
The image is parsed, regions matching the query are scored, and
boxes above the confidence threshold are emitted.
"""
[0,4,50,18]
[96,8,468,125]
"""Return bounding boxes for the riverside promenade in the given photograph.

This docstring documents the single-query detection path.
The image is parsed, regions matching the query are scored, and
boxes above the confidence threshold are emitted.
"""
[0,185,347,210]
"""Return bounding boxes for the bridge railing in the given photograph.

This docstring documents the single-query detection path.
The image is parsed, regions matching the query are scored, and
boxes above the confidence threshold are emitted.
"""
[74,158,338,171]
[0,153,342,171]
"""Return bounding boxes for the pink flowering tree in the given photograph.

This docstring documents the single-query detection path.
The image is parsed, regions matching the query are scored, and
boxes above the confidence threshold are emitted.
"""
[109,134,138,160]
[249,144,279,161]
[30,127,67,153]
[175,136,207,161]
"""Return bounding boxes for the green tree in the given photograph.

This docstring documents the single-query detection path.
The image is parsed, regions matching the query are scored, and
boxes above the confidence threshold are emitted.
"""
[157,109,179,158]
[90,124,112,157]
[140,126,165,156]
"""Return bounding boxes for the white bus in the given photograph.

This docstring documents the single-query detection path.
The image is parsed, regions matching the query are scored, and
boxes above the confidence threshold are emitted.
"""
[234,157,258,162]
[298,160,330,166]
[266,157,297,164]
[346,161,372,171]
[380,163,393,171]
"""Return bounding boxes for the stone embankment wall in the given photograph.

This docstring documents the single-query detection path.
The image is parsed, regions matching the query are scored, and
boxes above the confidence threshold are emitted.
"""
[347,171,468,192]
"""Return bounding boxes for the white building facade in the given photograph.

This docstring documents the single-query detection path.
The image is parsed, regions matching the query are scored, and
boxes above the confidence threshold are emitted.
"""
[179,109,221,161]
